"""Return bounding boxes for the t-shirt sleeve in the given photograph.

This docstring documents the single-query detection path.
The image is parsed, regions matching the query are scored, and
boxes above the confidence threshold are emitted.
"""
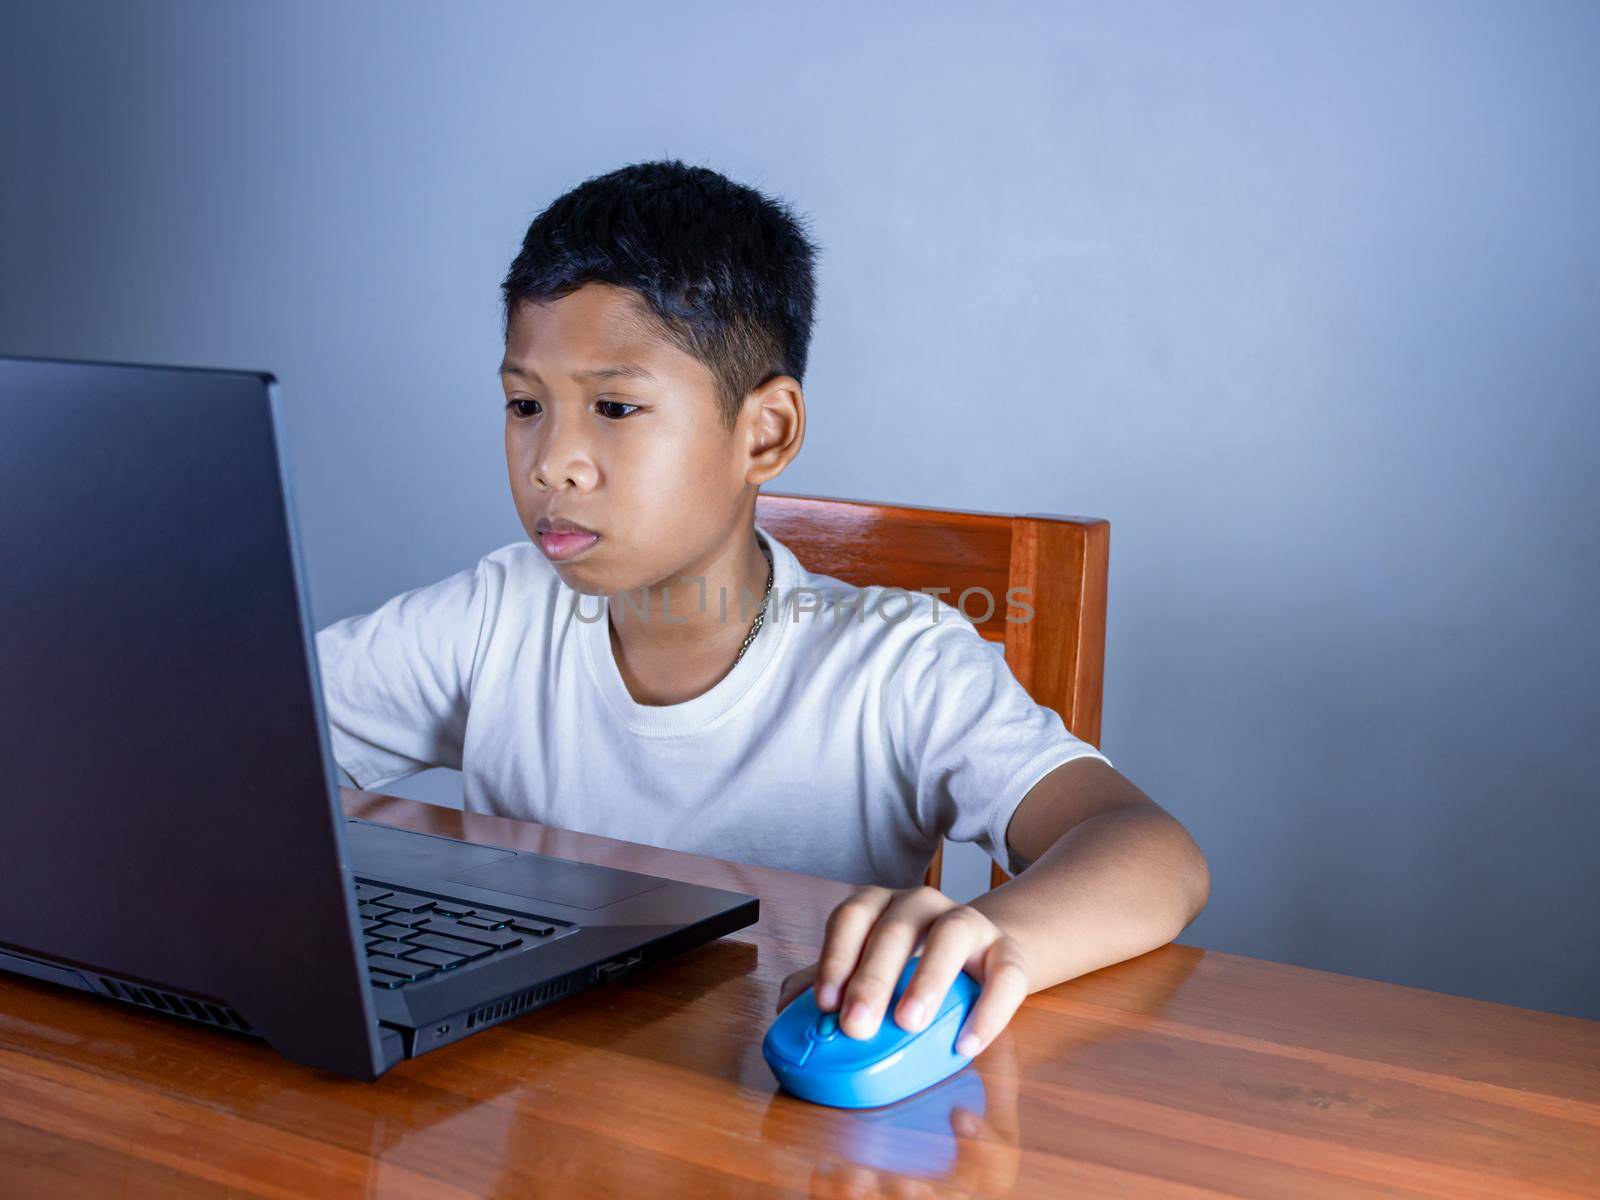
[313,556,495,791]
[885,614,1112,876]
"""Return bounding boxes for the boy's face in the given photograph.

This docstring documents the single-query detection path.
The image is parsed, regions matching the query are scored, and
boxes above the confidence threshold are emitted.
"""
[500,281,764,596]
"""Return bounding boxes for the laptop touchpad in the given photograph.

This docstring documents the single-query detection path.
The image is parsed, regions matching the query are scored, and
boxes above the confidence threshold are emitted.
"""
[345,820,515,879]
[446,855,663,911]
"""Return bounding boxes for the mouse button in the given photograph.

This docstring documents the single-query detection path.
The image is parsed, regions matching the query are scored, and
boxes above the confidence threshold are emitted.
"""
[888,957,975,1025]
[766,1031,814,1069]
[886,957,921,1004]
[764,1012,816,1068]
[809,1011,841,1042]
[919,1001,975,1065]
[932,969,983,1021]
[766,989,825,1066]
[809,1015,918,1071]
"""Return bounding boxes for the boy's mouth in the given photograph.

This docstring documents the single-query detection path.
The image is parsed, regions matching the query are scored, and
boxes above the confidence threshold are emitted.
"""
[538,530,600,561]
[535,516,601,562]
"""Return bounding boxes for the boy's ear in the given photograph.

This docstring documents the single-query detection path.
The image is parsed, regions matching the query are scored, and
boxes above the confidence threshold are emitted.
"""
[743,374,805,486]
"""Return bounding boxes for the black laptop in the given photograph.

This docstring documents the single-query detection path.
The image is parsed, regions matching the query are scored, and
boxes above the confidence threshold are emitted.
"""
[0,353,758,1081]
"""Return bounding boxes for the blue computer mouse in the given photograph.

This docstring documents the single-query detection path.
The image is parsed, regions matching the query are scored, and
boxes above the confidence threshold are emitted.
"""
[763,956,983,1108]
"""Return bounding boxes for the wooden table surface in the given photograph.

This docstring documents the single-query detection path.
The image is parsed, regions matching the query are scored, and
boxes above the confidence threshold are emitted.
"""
[1,790,1596,1198]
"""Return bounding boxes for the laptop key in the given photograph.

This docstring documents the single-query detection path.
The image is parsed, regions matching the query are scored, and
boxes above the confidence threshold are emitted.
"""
[456,915,508,930]
[354,885,393,902]
[423,919,522,950]
[410,933,495,960]
[509,920,556,937]
[357,902,392,919]
[367,939,414,957]
[372,890,436,913]
[368,971,407,989]
[369,923,421,940]
[406,947,470,969]
[367,954,437,981]
[382,910,431,927]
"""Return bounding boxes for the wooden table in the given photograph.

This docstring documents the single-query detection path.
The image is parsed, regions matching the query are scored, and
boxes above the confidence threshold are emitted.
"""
[1,791,1596,1198]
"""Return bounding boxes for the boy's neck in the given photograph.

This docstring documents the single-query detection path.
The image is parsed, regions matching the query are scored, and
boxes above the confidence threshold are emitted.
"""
[605,527,773,706]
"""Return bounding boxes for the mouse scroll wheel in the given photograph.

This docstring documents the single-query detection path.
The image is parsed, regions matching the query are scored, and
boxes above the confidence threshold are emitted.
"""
[809,1011,841,1042]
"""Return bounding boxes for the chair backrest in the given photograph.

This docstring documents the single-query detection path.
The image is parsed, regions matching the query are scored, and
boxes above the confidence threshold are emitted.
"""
[754,492,1109,892]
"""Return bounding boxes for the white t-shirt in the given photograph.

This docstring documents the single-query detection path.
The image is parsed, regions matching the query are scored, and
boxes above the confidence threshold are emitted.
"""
[314,524,1111,887]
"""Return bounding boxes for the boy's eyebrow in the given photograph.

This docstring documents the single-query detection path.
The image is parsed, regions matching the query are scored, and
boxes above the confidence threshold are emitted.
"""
[498,360,659,384]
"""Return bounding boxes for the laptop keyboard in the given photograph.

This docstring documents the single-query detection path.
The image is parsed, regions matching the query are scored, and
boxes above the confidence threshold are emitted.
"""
[353,881,560,989]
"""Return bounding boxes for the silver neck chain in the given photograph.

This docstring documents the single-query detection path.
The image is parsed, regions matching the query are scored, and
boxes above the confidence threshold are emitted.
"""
[733,539,775,667]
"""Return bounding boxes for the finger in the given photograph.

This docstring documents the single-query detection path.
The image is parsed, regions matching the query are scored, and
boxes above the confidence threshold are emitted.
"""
[833,1165,885,1200]
[893,907,987,1033]
[954,938,1030,1057]
[839,887,951,1039]
[950,1106,996,1140]
[775,962,818,1013]
[813,886,895,1012]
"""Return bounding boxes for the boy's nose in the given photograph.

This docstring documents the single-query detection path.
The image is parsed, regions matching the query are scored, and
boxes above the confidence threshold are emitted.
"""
[530,425,598,492]
[532,457,597,491]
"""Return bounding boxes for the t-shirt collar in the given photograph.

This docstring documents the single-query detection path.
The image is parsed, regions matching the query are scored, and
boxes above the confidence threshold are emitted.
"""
[577,523,794,736]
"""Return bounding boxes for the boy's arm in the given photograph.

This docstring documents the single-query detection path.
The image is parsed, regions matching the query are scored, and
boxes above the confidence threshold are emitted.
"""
[316,555,497,791]
[962,756,1209,1043]
[777,756,1209,1055]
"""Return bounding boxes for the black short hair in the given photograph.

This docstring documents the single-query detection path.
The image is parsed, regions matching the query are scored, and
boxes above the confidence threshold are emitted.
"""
[501,158,821,432]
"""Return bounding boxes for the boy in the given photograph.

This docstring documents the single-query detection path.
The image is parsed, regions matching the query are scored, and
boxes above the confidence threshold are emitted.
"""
[316,159,1209,1059]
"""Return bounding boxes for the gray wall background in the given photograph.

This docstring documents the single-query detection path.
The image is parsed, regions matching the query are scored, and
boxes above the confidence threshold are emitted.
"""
[3,1,1596,1020]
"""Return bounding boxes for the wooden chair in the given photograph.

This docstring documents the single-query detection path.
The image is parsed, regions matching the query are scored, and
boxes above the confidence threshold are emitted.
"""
[753,492,1109,892]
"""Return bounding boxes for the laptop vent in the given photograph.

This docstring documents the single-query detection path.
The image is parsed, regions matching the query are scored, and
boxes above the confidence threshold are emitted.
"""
[98,975,255,1034]
[465,975,573,1030]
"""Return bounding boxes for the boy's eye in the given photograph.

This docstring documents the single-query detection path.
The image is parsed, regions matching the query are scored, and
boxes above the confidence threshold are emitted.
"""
[504,398,639,420]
